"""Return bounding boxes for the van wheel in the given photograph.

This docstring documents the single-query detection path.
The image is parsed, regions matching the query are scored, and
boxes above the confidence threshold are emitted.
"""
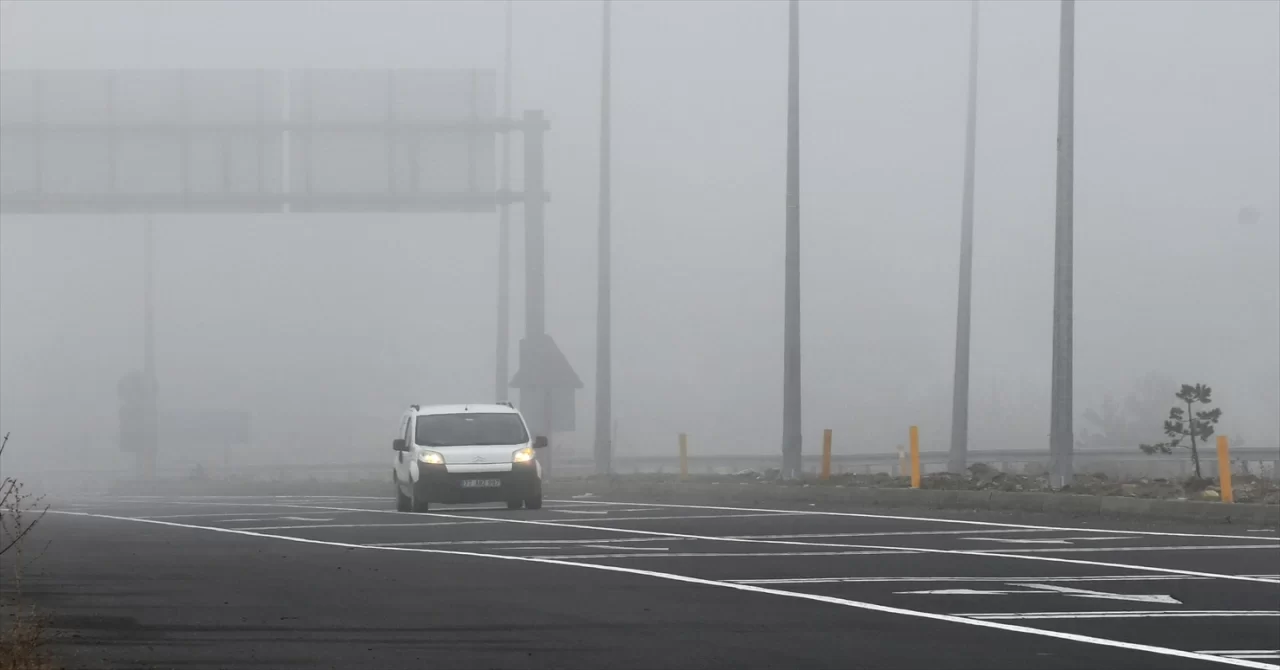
[410,486,430,513]
[524,494,542,510]
[394,476,411,512]
[506,499,523,510]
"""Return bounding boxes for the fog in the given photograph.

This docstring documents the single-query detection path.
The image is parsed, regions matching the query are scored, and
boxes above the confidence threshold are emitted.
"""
[1,0,1277,476]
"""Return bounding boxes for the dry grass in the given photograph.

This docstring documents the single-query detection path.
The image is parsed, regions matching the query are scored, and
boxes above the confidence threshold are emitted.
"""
[0,607,56,670]
[1,434,58,670]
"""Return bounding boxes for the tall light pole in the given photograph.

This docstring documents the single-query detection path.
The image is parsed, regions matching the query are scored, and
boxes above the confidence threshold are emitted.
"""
[948,0,981,475]
[495,0,513,401]
[1049,0,1075,489]
[593,0,613,476]
[781,0,802,479]
[142,215,158,480]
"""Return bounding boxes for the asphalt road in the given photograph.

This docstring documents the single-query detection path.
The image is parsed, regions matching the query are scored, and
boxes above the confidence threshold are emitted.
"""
[5,492,1278,669]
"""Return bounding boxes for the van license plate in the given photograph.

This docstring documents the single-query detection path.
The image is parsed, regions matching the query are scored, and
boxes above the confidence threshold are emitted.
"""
[461,479,501,488]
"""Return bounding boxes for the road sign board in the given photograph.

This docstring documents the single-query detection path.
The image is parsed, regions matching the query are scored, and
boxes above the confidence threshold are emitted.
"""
[0,68,499,213]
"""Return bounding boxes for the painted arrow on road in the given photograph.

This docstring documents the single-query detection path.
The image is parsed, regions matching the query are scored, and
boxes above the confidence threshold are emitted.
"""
[897,582,1181,604]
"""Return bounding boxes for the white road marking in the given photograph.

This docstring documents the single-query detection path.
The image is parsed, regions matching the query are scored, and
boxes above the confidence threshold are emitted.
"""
[730,529,1050,540]
[548,499,1280,543]
[274,516,334,522]
[128,498,1280,585]
[143,511,356,520]
[405,509,1280,585]
[368,537,662,547]
[964,536,1137,545]
[1011,583,1182,604]
[235,520,500,531]
[553,508,662,515]
[963,611,1280,620]
[897,583,1180,604]
[733,574,1280,585]
[979,544,1280,555]
[46,510,1280,670]
[581,544,670,552]
[540,512,803,524]
[559,550,916,559]
[1198,651,1280,661]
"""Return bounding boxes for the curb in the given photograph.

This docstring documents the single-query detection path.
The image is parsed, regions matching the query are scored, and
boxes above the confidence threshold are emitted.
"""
[546,479,1280,527]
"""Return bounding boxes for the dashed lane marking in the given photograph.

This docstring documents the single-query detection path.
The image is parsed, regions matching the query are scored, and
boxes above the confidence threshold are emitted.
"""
[46,510,1280,670]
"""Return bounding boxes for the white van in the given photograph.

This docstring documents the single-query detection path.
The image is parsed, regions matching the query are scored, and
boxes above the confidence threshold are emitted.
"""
[391,403,547,512]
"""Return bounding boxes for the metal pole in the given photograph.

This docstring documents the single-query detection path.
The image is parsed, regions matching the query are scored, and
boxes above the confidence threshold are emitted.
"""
[496,0,513,401]
[1049,0,1075,489]
[781,0,802,479]
[948,0,980,475]
[523,110,546,339]
[520,109,548,444]
[594,0,613,476]
[143,215,157,480]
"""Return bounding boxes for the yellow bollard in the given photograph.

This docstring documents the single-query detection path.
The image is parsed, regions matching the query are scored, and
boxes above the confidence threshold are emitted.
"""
[679,433,688,481]
[821,429,833,480]
[909,426,921,489]
[1217,435,1233,503]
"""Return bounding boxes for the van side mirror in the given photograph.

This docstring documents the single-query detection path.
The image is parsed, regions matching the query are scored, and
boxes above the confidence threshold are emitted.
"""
[393,438,408,452]
[533,436,548,449]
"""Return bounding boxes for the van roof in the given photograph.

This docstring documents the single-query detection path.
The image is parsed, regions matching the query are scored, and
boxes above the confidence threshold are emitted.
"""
[410,403,519,417]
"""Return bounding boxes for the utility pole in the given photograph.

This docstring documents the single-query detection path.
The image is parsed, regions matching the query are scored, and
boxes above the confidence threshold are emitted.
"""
[781,0,802,479]
[593,0,614,476]
[1049,0,1075,489]
[948,0,980,475]
[495,0,513,401]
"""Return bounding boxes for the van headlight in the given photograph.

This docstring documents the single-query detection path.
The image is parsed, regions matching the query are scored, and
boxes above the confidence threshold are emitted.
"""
[418,450,445,464]
[512,447,535,463]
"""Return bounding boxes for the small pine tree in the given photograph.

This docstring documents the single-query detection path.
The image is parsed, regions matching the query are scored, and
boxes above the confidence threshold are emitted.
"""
[1139,384,1222,480]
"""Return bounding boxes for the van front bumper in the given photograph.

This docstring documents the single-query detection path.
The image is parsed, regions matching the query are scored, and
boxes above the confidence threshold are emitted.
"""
[414,462,540,503]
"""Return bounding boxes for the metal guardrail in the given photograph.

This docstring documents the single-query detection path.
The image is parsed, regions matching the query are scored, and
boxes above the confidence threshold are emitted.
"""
[137,445,1280,476]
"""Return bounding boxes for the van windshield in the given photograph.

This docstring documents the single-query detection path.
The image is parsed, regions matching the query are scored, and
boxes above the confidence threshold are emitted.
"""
[414,413,529,447]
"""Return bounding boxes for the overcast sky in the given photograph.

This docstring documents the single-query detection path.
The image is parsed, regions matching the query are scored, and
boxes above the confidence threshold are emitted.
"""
[1,0,1277,474]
